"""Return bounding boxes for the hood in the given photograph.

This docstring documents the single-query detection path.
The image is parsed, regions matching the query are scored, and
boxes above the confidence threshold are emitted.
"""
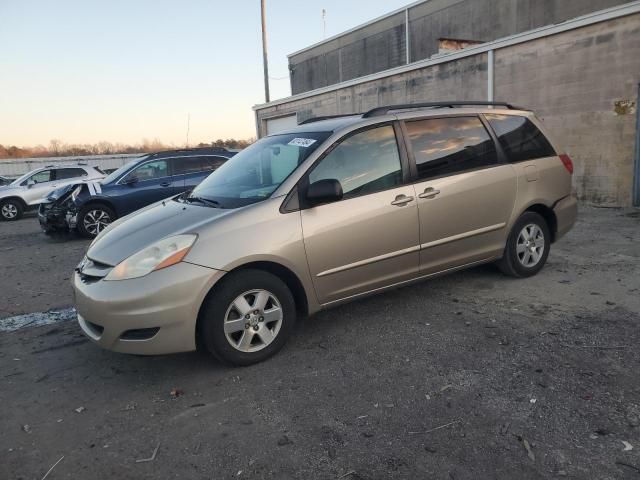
[0,184,21,196]
[46,184,76,203]
[87,198,233,266]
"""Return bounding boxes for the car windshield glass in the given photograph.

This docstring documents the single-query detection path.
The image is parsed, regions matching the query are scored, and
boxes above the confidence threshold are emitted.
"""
[10,171,35,186]
[189,132,330,209]
[102,156,149,184]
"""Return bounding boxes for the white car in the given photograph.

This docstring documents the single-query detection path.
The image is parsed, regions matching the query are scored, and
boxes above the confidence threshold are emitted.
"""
[0,164,104,221]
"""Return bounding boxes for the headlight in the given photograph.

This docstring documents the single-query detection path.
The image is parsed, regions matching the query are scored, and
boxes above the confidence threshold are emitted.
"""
[104,234,197,281]
[70,185,83,202]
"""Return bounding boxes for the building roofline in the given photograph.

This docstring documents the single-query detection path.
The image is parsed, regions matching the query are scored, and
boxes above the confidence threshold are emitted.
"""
[255,1,640,111]
[287,0,428,59]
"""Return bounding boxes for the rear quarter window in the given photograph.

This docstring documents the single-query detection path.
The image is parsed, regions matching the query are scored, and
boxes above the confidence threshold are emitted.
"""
[56,168,89,180]
[485,114,556,163]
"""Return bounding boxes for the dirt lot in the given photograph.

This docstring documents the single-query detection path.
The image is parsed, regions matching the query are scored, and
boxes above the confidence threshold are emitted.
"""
[1,208,639,480]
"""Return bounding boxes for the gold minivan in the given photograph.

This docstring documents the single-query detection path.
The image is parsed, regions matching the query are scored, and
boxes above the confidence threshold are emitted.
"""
[73,102,577,365]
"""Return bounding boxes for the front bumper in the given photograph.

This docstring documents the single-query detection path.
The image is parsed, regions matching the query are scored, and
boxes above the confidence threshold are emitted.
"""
[38,203,69,231]
[553,193,578,241]
[73,261,225,355]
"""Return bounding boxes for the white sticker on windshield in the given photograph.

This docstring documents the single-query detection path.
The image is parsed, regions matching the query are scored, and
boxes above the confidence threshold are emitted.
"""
[288,138,317,148]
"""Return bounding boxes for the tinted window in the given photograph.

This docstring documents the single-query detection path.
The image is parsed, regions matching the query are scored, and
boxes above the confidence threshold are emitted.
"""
[122,159,168,182]
[204,156,228,171]
[27,170,53,184]
[173,156,228,175]
[486,114,556,162]
[56,168,88,180]
[309,125,402,199]
[406,117,498,180]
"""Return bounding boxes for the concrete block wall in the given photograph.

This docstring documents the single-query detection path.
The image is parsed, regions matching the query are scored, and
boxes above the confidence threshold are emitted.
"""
[495,15,640,206]
[289,0,629,95]
[257,14,640,206]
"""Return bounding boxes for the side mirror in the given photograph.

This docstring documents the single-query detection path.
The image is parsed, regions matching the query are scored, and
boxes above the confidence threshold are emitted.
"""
[27,179,36,188]
[306,179,343,206]
[124,176,138,186]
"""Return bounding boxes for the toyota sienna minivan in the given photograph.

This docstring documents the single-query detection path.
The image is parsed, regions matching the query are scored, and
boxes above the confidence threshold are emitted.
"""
[73,102,577,366]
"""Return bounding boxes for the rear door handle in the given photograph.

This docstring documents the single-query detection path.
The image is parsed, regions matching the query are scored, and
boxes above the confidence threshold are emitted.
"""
[160,182,171,187]
[418,187,441,199]
[391,194,415,207]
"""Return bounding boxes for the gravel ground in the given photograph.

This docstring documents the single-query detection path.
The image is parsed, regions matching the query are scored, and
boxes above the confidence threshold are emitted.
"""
[1,208,639,480]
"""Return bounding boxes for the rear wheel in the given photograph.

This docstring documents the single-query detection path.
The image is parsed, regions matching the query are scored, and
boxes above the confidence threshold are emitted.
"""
[77,204,115,238]
[0,199,23,221]
[200,269,296,366]
[497,212,550,278]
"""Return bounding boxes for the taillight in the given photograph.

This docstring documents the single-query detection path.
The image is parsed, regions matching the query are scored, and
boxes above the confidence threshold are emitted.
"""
[559,154,574,174]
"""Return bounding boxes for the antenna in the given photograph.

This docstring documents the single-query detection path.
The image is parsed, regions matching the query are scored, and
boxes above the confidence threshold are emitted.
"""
[322,9,326,38]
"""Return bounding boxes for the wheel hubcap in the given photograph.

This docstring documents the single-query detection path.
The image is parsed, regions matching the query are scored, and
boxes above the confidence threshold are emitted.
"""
[1,203,18,219]
[224,289,283,353]
[516,223,545,268]
[84,209,111,235]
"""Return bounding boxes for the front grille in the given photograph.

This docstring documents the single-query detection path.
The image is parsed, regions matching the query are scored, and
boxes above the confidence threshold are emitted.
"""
[77,257,113,283]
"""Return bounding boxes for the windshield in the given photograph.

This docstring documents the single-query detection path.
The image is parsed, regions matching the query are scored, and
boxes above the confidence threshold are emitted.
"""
[102,156,148,184]
[189,132,330,208]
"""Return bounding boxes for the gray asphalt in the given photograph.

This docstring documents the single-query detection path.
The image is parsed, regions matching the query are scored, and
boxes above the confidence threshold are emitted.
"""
[1,208,639,479]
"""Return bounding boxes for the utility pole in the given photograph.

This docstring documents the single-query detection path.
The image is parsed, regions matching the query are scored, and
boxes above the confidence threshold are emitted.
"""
[260,0,270,103]
[186,113,190,147]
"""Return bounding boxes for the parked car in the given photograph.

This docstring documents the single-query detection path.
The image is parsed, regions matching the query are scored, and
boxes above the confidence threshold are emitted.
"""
[0,164,104,221]
[39,147,237,237]
[0,175,15,187]
[73,101,577,366]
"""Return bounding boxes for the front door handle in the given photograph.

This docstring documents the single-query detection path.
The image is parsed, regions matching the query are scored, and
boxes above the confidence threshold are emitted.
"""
[160,182,171,187]
[391,194,415,207]
[418,187,441,199]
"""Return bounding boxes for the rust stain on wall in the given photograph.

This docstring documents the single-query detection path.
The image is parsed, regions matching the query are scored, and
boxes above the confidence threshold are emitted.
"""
[613,100,636,115]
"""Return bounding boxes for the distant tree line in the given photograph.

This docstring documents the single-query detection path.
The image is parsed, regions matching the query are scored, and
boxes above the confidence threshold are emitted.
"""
[0,137,255,159]
[197,138,255,150]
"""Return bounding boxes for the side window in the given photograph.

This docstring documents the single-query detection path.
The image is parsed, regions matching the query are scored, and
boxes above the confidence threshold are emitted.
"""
[406,116,498,180]
[123,159,168,182]
[308,125,402,199]
[173,157,205,175]
[204,156,228,172]
[485,114,556,163]
[56,168,88,180]
[26,170,53,184]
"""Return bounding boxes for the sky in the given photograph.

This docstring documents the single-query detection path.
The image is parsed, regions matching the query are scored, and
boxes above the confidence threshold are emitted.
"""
[0,0,411,147]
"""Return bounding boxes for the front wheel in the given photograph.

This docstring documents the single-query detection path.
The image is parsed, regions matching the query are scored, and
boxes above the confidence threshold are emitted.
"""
[0,199,24,221]
[200,269,297,366]
[497,212,551,278]
[77,205,115,238]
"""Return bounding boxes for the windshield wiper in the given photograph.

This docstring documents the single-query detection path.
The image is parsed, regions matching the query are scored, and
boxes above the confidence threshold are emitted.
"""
[185,196,221,208]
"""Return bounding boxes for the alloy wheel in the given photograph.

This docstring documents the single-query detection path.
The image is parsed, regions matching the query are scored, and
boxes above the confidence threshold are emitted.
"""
[223,289,283,353]
[516,223,545,268]
[1,203,18,220]
[83,209,111,235]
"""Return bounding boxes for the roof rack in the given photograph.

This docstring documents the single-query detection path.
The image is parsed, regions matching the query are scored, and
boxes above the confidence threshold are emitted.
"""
[147,146,231,157]
[299,113,362,125]
[362,101,528,118]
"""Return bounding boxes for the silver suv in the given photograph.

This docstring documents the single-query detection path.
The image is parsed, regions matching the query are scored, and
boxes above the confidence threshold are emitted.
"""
[73,102,577,366]
[0,164,104,221]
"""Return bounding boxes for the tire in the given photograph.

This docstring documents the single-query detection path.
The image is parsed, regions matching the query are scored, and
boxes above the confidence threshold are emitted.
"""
[77,204,116,238]
[0,199,24,221]
[200,269,297,366]
[497,212,551,278]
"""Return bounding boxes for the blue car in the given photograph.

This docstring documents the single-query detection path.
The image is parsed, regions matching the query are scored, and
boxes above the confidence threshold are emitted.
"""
[38,147,236,238]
